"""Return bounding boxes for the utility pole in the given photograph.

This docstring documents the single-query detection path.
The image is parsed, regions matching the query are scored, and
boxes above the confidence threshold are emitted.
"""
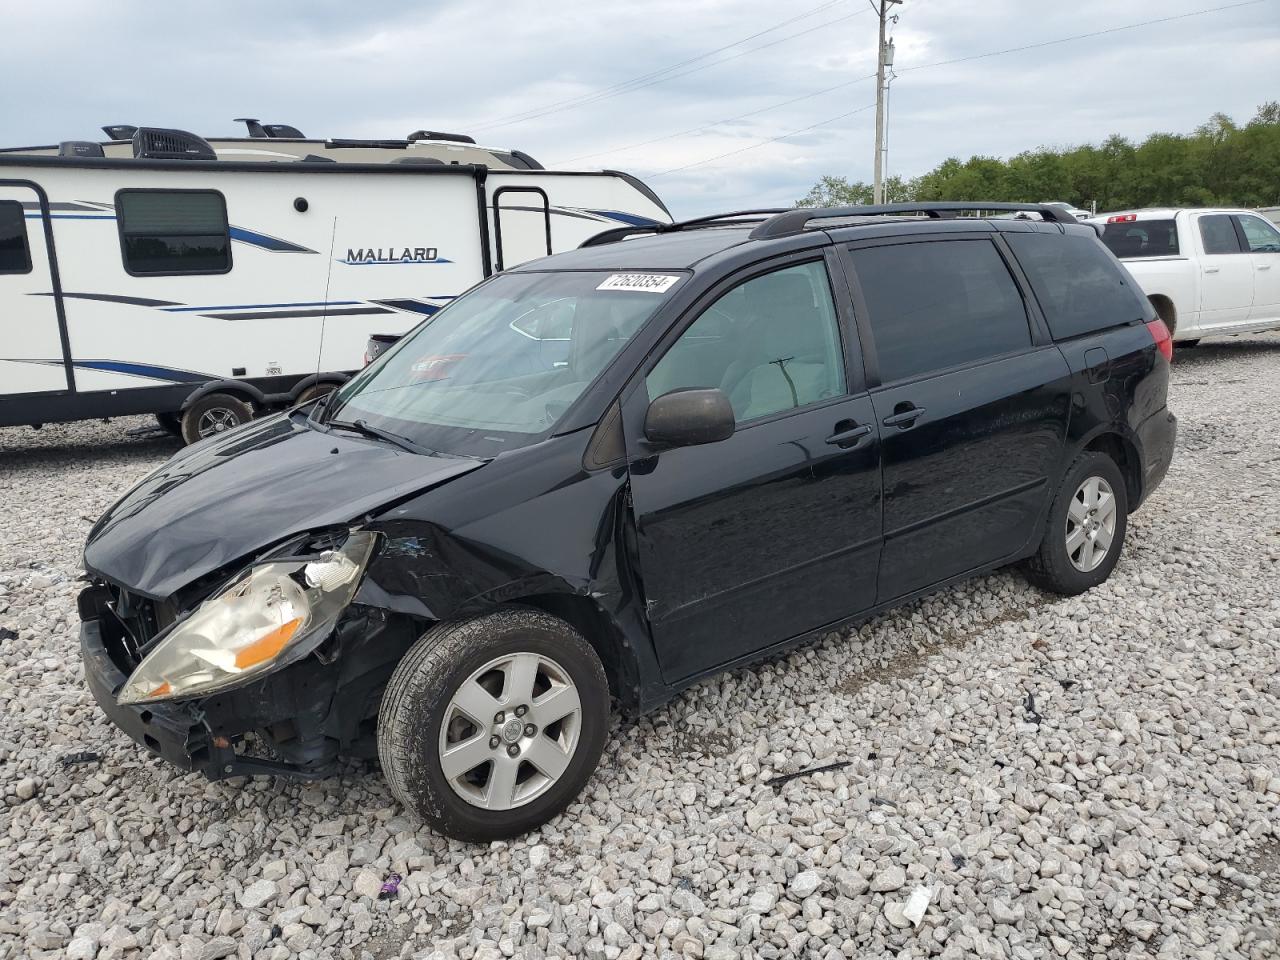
[872,0,902,205]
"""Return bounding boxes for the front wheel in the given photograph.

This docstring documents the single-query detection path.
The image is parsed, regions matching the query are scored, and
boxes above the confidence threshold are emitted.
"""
[180,393,254,445]
[1025,452,1128,595]
[378,609,610,842]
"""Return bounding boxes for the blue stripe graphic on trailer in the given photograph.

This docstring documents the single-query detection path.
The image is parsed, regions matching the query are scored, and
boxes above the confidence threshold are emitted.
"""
[228,227,319,254]
[30,291,182,307]
[587,210,662,227]
[162,300,360,312]
[71,360,212,383]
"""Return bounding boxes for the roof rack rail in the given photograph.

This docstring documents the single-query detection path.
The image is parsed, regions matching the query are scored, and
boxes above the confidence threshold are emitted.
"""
[750,202,1077,239]
[579,209,787,248]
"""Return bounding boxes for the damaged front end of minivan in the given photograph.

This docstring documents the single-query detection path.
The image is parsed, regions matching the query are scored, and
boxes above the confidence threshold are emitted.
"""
[76,406,652,781]
[78,525,423,779]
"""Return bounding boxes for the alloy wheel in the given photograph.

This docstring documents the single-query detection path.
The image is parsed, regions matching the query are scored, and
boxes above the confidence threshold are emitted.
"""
[197,408,241,438]
[437,652,582,810]
[1066,475,1117,572]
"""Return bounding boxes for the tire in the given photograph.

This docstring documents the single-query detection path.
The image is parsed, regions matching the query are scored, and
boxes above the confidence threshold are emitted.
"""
[155,412,182,436]
[295,382,338,406]
[378,609,610,842]
[1025,452,1128,596]
[180,393,254,445]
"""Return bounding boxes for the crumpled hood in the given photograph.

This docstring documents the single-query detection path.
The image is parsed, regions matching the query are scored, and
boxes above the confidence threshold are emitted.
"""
[84,413,485,599]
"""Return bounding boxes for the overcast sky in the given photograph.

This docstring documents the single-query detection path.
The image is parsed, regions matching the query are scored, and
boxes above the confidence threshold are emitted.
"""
[3,0,1276,217]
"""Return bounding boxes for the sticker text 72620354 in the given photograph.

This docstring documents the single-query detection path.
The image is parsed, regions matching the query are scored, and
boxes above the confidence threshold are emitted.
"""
[596,274,682,293]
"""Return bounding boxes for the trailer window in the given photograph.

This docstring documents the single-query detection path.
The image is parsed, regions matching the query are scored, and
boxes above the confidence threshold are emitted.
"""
[0,201,32,274]
[116,190,231,275]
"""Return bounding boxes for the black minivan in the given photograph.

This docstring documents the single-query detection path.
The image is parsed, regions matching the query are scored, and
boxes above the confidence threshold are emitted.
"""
[79,203,1176,840]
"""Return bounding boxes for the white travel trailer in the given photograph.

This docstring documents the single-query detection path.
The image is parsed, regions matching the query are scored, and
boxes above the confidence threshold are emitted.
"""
[0,125,671,441]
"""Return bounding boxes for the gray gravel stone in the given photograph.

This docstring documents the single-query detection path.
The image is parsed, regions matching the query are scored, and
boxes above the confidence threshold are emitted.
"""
[4,339,1280,959]
[870,865,906,893]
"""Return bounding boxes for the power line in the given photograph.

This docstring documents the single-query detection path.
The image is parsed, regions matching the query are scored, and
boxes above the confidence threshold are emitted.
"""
[471,3,871,133]
[897,0,1269,74]
[470,0,848,132]
[650,103,877,178]
[551,73,878,166]
[626,0,1271,179]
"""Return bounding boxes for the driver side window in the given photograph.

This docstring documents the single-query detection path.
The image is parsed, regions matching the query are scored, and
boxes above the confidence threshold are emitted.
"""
[646,261,846,423]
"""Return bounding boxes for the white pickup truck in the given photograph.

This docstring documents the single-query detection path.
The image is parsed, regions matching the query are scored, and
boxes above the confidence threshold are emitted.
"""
[1086,208,1280,345]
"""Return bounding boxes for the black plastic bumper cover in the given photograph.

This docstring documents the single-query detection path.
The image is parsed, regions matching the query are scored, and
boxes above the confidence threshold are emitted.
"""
[81,618,239,776]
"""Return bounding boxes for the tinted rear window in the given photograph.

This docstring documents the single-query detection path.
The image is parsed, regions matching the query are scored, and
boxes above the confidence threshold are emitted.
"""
[0,201,32,274]
[1006,233,1147,340]
[848,239,1031,383]
[1099,219,1179,259]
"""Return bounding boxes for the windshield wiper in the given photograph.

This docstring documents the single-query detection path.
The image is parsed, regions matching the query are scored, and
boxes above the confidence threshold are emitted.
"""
[327,418,432,456]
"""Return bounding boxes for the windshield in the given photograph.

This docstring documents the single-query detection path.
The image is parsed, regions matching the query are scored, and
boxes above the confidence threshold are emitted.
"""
[323,270,684,457]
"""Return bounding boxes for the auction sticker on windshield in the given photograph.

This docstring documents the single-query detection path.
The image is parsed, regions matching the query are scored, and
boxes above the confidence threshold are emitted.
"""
[596,274,682,293]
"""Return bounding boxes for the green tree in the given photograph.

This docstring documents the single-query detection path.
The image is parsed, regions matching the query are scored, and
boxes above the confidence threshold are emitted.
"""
[802,107,1280,212]
[797,174,916,206]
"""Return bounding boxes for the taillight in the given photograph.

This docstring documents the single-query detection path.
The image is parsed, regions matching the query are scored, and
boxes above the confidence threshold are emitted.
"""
[1146,318,1173,362]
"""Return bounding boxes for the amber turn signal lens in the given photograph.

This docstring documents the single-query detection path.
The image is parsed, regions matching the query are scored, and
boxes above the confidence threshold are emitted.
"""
[233,618,303,670]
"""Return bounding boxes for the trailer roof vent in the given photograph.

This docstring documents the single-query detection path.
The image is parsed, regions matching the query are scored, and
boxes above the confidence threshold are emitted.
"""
[235,118,306,138]
[132,127,217,161]
[407,130,476,145]
[263,123,305,138]
[59,141,106,158]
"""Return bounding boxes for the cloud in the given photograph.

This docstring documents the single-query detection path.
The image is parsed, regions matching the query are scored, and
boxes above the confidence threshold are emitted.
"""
[1,0,1275,216]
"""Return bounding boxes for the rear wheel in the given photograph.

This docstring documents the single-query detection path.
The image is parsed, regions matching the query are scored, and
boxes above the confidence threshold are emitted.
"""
[378,609,610,842]
[295,382,338,406]
[155,412,182,436]
[180,393,254,445]
[1025,452,1128,595]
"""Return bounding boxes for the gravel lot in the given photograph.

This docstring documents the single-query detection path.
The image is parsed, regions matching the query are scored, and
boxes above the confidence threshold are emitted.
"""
[2,336,1279,960]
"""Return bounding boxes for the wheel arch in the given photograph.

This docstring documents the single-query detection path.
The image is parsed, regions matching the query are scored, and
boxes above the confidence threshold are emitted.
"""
[1078,428,1143,512]
[507,592,642,711]
[1147,293,1177,336]
[180,379,267,412]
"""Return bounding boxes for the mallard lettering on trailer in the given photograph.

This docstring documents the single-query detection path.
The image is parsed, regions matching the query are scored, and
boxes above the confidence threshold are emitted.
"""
[345,247,440,263]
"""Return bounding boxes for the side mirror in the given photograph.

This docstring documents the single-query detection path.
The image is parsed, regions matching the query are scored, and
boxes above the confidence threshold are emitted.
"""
[644,388,735,448]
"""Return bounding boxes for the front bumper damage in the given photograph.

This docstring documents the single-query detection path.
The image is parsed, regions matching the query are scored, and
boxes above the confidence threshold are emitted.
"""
[82,618,260,779]
[79,581,415,780]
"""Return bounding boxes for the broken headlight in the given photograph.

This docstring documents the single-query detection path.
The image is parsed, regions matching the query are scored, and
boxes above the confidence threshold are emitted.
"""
[117,531,377,705]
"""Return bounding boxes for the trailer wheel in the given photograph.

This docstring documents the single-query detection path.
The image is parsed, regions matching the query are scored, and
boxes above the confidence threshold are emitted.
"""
[296,382,338,406]
[181,393,254,444]
[155,412,182,436]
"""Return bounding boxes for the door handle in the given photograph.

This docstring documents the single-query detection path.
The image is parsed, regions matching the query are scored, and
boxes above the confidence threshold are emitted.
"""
[1204,267,1221,274]
[825,422,873,448]
[1259,264,1273,271]
[882,404,925,428]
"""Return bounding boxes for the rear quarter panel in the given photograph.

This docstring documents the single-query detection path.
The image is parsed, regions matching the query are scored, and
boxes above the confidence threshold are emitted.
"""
[1054,322,1170,503]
